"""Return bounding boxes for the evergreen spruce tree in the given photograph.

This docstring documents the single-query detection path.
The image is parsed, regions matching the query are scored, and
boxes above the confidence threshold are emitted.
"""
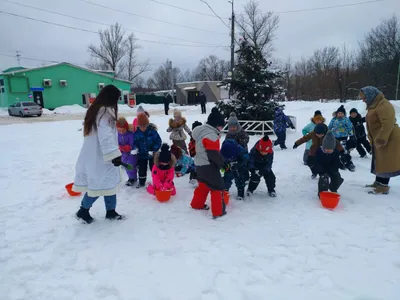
[217,38,283,121]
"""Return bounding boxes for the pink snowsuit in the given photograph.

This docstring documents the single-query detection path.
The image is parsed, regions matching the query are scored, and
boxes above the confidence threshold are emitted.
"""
[147,153,177,195]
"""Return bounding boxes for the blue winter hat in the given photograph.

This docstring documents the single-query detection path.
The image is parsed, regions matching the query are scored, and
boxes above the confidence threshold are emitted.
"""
[220,139,241,160]
[360,86,382,106]
[314,123,327,135]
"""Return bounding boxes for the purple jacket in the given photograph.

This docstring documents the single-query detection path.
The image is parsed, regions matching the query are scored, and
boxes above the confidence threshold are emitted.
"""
[118,131,135,159]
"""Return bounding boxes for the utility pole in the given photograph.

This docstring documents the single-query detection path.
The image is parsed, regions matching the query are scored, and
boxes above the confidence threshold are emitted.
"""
[396,58,400,101]
[16,50,21,66]
[169,60,175,103]
[228,0,235,99]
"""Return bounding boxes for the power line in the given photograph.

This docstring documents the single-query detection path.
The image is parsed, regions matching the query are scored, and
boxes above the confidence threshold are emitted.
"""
[77,0,227,35]
[0,10,228,48]
[149,0,218,18]
[200,0,231,30]
[2,0,220,47]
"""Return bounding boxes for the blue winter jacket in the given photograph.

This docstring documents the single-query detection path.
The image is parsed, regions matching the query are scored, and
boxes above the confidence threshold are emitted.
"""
[176,154,195,175]
[328,117,354,138]
[220,139,249,171]
[134,127,162,159]
[274,109,293,133]
[248,142,273,174]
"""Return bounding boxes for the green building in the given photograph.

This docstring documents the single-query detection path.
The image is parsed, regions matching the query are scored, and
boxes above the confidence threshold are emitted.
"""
[0,63,132,109]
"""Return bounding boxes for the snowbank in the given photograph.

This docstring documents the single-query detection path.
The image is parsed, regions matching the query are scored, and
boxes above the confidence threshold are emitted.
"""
[0,108,9,116]
[53,104,86,115]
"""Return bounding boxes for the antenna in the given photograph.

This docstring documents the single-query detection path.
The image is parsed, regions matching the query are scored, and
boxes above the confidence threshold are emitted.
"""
[16,50,21,66]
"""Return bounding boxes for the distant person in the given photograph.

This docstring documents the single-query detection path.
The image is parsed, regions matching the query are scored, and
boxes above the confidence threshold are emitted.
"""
[360,86,400,195]
[198,92,207,114]
[273,107,295,150]
[163,92,172,115]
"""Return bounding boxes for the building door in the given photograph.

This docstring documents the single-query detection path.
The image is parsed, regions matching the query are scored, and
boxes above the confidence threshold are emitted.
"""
[187,91,198,105]
[82,94,87,107]
[33,91,44,107]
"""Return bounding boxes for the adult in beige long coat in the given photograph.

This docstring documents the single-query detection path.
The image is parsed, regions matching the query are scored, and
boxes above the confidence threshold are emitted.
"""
[359,86,400,195]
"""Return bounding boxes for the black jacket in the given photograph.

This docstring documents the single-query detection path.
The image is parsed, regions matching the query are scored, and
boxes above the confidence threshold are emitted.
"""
[315,147,340,175]
[248,144,273,175]
[349,114,366,139]
[198,94,207,104]
[164,94,172,105]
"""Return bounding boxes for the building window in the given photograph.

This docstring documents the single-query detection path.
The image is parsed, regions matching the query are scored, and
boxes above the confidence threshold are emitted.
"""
[0,79,4,86]
[0,78,4,93]
[0,87,4,94]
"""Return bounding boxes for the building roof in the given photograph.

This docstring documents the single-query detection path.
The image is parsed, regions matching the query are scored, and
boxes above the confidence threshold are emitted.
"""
[2,66,27,73]
[1,62,132,84]
[176,81,221,85]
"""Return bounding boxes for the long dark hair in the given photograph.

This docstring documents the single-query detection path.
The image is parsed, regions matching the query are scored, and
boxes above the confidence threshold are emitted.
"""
[84,85,121,136]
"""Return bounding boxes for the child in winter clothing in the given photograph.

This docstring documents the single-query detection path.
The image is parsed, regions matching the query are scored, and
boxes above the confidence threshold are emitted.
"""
[301,111,325,165]
[274,107,295,149]
[132,106,145,132]
[170,144,197,183]
[135,113,162,188]
[349,108,372,158]
[188,121,202,158]
[294,123,344,178]
[247,135,277,197]
[220,139,249,200]
[147,144,177,196]
[116,117,137,186]
[225,112,250,150]
[167,109,192,154]
[191,107,227,218]
[315,131,344,197]
[328,105,356,171]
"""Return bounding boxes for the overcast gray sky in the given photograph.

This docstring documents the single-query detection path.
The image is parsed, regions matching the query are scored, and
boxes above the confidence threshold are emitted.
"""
[0,0,399,78]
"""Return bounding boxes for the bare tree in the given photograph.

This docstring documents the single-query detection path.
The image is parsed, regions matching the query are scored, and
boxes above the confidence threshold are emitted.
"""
[88,23,127,76]
[132,76,146,88]
[194,55,230,81]
[236,0,279,57]
[147,59,182,90]
[181,69,197,82]
[85,58,109,71]
[123,33,151,81]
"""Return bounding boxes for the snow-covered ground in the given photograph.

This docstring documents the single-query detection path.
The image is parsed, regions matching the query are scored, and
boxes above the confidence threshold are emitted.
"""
[1,101,400,300]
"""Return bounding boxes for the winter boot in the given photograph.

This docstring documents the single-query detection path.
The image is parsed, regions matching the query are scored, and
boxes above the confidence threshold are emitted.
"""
[365,181,378,188]
[126,178,137,186]
[368,183,390,195]
[237,188,245,200]
[318,174,330,197]
[136,182,145,189]
[105,209,124,220]
[76,207,94,224]
[246,190,254,197]
[268,189,277,197]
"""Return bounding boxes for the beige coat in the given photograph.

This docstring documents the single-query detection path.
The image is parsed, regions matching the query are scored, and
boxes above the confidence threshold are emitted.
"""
[366,94,400,176]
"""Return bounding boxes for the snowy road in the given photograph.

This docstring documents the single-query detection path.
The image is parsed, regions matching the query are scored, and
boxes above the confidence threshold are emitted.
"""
[1,101,399,300]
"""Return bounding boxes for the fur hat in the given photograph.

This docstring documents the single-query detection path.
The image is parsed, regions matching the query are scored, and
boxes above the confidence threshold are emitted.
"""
[159,143,171,164]
[314,123,327,135]
[173,109,182,118]
[192,121,202,130]
[256,135,273,154]
[336,105,346,115]
[137,106,145,114]
[207,107,225,128]
[322,131,336,150]
[312,115,325,123]
[314,110,322,116]
[220,139,241,160]
[170,144,183,159]
[349,108,358,115]
[116,117,129,130]
[137,113,149,127]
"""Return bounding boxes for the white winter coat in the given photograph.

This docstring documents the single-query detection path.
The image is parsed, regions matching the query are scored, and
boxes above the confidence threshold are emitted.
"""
[73,107,122,197]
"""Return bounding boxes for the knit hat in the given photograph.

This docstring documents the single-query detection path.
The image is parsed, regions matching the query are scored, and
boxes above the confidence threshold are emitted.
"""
[159,143,171,164]
[256,135,273,154]
[207,107,225,128]
[336,105,346,115]
[227,112,241,133]
[170,144,183,159]
[192,121,202,130]
[220,139,241,160]
[137,113,149,127]
[137,106,145,114]
[314,123,327,135]
[349,108,358,114]
[314,110,322,116]
[116,117,129,130]
[322,131,336,150]
[359,86,382,106]
[173,109,182,118]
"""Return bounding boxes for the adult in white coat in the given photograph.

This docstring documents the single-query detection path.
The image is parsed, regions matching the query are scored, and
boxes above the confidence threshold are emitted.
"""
[73,85,124,223]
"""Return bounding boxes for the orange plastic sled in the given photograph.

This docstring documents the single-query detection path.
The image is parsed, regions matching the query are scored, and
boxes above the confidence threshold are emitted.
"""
[319,191,340,209]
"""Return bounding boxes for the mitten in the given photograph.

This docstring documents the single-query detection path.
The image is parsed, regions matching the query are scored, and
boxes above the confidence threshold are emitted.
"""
[148,151,154,157]
[131,149,138,155]
[293,143,298,149]
[111,156,122,167]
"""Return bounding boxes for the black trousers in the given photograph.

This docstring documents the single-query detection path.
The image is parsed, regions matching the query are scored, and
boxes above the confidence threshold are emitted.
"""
[376,176,390,185]
[356,136,372,157]
[201,103,206,114]
[248,170,276,193]
[318,172,344,193]
[164,104,169,115]
[307,155,317,175]
[274,131,287,148]
[138,158,154,185]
